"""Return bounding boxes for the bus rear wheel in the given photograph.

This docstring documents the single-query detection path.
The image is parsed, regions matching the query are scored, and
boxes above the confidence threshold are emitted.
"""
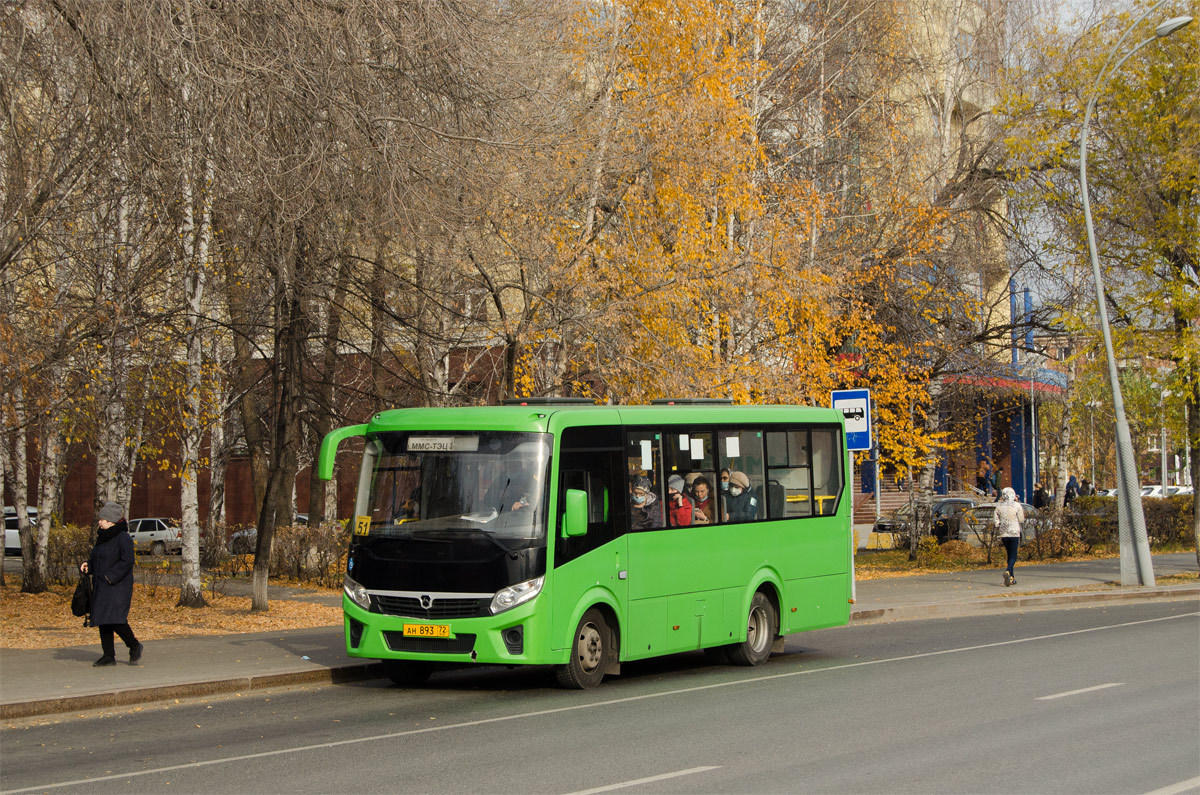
[556,608,610,689]
[382,660,432,687]
[727,592,776,666]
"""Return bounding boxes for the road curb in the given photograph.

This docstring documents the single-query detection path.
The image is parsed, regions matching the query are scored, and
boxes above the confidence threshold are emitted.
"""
[4,586,1197,721]
[1,663,383,721]
[850,584,1200,624]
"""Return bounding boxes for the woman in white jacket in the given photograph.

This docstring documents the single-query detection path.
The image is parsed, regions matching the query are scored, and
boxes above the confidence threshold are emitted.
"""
[994,487,1026,586]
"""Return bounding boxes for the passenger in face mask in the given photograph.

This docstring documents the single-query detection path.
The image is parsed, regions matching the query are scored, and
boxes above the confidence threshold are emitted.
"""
[719,469,732,492]
[665,474,694,528]
[722,470,759,522]
[630,475,663,530]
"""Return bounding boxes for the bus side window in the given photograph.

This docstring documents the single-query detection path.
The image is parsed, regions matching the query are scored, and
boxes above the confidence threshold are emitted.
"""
[718,429,764,523]
[555,425,624,569]
[767,430,813,518]
[810,429,843,515]
[625,430,664,530]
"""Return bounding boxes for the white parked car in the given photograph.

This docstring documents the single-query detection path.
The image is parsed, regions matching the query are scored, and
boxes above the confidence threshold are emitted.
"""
[1140,485,1164,498]
[128,517,183,555]
[1166,485,1194,496]
[4,507,39,556]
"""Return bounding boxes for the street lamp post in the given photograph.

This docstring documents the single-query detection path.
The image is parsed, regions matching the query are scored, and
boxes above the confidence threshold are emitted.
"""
[1088,400,1101,487]
[1079,3,1192,586]
[1161,390,1171,488]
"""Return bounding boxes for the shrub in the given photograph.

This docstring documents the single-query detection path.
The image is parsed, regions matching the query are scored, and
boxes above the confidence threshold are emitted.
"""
[915,535,946,567]
[1144,496,1194,546]
[1028,524,1080,559]
[44,524,94,586]
[268,521,349,587]
[1055,494,1194,552]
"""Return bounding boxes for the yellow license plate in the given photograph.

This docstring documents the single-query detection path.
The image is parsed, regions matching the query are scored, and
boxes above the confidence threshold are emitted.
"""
[402,623,450,638]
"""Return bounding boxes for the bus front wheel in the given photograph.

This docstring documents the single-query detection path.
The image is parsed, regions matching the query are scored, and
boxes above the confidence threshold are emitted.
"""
[382,659,432,687]
[727,592,776,666]
[556,608,610,689]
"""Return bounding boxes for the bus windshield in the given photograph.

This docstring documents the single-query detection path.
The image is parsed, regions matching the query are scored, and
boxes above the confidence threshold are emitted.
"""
[357,431,552,544]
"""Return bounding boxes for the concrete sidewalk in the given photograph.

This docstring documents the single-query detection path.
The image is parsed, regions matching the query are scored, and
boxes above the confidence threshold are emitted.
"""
[2,554,1196,721]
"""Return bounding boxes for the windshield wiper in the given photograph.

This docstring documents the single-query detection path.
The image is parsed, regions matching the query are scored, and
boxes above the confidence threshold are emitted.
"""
[460,527,519,557]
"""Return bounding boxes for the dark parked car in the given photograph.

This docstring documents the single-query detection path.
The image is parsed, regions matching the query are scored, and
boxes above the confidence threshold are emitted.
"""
[873,497,977,543]
[229,526,257,554]
[873,502,914,536]
[228,515,306,554]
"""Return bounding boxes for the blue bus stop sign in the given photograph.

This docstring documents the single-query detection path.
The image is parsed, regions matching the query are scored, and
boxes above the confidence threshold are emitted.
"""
[831,389,872,451]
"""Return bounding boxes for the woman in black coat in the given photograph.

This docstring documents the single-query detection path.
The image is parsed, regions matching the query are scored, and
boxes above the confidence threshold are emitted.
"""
[80,501,142,667]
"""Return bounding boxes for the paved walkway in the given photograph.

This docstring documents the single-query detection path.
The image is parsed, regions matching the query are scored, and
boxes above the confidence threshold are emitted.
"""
[2,554,1196,720]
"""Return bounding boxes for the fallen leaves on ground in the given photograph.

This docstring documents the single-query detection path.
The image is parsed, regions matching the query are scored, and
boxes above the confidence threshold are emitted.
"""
[980,572,1198,598]
[0,582,341,650]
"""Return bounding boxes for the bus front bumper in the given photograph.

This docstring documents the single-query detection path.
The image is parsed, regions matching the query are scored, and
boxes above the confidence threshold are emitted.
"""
[342,594,562,666]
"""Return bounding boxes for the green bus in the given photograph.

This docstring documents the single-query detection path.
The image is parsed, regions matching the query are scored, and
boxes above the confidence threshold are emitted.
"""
[318,399,853,689]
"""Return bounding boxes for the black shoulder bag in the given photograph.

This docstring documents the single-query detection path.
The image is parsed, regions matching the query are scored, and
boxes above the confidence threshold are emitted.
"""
[71,572,93,625]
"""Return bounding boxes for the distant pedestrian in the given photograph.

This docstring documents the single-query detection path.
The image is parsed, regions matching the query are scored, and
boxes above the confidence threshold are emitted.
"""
[1032,483,1049,510]
[1079,478,1093,497]
[980,467,994,499]
[993,467,1004,499]
[1064,474,1079,506]
[80,501,142,667]
[993,487,1026,587]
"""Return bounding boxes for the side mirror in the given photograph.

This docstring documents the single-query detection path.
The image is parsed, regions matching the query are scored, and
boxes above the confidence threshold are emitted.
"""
[563,489,588,538]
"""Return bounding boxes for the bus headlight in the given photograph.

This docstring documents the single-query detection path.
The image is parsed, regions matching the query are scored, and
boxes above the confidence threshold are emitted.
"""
[343,575,370,611]
[490,576,543,615]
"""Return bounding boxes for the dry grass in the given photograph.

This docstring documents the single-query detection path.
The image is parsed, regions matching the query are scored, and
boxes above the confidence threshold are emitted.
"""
[0,581,342,650]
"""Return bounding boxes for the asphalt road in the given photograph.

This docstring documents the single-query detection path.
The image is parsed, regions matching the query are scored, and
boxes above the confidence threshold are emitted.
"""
[2,601,1197,795]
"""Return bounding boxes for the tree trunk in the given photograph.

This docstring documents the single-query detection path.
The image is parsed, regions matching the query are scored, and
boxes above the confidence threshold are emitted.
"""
[177,145,213,609]
[252,225,309,611]
[26,414,63,593]
[1186,361,1199,575]
[0,423,7,589]
[307,255,351,522]
[9,389,34,589]
[207,396,227,538]
[226,258,271,518]
[117,412,142,512]
[1053,358,1077,522]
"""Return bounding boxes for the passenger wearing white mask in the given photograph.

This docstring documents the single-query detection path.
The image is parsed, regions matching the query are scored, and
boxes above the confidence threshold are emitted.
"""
[722,470,758,522]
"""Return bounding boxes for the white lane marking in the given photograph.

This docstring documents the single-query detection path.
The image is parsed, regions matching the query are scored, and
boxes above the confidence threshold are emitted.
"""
[564,766,722,795]
[1037,682,1124,701]
[1145,775,1200,795]
[3,611,1195,795]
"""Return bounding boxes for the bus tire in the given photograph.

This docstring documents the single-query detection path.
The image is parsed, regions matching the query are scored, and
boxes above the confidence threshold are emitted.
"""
[727,592,776,666]
[382,660,432,687]
[555,608,609,689]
